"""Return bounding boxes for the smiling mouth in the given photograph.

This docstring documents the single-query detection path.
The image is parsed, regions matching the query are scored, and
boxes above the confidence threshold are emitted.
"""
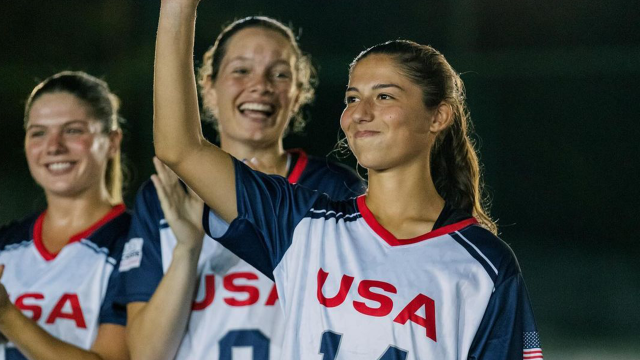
[45,161,75,174]
[238,102,275,119]
[354,130,380,138]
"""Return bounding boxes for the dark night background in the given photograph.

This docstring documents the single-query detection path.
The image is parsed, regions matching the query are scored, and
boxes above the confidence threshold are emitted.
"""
[1,1,639,358]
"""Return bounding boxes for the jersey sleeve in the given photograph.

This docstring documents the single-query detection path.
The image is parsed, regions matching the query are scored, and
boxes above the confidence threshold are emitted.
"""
[115,181,165,305]
[203,157,322,279]
[99,260,127,325]
[467,273,543,360]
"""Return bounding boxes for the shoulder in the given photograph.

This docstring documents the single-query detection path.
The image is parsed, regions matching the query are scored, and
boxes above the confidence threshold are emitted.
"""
[84,207,132,256]
[131,179,165,221]
[452,224,522,286]
[304,195,361,222]
[297,151,366,198]
[305,154,360,182]
[0,212,40,250]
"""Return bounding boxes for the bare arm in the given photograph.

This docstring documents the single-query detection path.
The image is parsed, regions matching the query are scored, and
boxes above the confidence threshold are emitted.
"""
[125,158,204,360]
[154,0,237,222]
[0,265,127,360]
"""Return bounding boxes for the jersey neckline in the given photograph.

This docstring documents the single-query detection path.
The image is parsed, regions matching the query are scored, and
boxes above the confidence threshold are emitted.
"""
[33,204,126,261]
[286,149,308,184]
[356,195,477,246]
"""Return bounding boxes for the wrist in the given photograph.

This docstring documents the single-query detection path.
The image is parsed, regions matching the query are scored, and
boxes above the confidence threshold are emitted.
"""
[0,302,19,329]
[172,241,203,259]
[160,1,199,19]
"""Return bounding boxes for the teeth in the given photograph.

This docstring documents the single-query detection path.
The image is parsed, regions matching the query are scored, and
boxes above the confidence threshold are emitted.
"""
[239,102,273,112]
[48,162,72,171]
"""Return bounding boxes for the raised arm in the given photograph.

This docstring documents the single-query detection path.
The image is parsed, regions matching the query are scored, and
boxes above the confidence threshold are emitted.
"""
[154,0,237,222]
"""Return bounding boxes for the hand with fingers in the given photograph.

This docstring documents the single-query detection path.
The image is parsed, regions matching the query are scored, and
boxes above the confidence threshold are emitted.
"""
[151,157,205,252]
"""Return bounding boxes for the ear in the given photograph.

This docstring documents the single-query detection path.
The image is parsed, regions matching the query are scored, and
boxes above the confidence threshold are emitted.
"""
[430,102,453,133]
[201,76,219,118]
[108,128,123,158]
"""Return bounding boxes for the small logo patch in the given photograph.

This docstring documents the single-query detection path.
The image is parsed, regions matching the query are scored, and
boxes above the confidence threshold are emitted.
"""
[119,238,144,272]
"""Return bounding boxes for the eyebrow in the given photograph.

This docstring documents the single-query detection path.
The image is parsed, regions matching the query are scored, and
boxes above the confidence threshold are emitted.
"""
[346,83,405,92]
[26,120,88,130]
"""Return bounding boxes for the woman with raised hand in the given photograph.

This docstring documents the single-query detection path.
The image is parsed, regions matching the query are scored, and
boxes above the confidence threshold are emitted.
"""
[153,0,542,359]
[119,12,363,360]
[0,71,130,360]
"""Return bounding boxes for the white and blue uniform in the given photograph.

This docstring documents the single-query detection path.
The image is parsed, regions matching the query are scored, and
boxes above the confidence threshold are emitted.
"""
[0,205,129,360]
[117,150,365,360]
[204,158,543,360]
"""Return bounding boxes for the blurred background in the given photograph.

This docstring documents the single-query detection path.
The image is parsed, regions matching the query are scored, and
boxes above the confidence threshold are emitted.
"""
[1,1,638,358]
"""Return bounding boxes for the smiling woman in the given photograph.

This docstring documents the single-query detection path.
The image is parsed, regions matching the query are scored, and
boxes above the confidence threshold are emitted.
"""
[0,71,130,360]
[119,12,363,360]
[151,0,542,356]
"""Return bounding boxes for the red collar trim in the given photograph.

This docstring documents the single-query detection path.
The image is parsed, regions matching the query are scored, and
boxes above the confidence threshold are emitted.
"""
[286,149,308,184]
[356,195,478,246]
[33,204,126,261]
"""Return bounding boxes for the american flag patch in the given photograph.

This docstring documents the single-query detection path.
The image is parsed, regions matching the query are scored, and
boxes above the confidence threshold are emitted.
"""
[523,331,543,359]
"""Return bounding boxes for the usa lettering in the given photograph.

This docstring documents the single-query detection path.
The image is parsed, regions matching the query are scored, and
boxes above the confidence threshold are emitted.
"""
[14,293,87,329]
[192,271,278,310]
[316,268,437,342]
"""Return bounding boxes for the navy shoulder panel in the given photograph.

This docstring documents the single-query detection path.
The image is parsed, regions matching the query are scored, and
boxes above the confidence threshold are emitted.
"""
[84,210,132,257]
[299,155,366,200]
[0,212,40,250]
[451,225,521,285]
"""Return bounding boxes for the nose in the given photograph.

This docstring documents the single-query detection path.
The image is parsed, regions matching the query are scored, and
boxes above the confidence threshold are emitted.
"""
[45,130,66,155]
[249,74,274,95]
[350,98,374,124]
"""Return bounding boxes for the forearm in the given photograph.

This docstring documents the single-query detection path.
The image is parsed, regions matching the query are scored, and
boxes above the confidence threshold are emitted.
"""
[153,1,202,166]
[127,243,201,360]
[0,305,101,360]
[152,2,238,221]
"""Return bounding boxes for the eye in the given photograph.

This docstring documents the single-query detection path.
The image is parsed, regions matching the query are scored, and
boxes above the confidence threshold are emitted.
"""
[271,68,293,81]
[344,96,359,104]
[231,67,249,75]
[65,127,86,135]
[28,129,45,138]
[378,93,394,100]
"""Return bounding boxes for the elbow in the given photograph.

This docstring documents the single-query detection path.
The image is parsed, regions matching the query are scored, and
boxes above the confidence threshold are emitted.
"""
[154,141,181,168]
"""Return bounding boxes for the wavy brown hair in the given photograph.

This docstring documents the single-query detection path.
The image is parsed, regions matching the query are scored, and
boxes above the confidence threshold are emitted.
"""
[350,40,497,234]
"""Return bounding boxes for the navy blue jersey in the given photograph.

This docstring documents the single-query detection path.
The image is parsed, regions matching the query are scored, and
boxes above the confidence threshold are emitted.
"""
[203,158,543,360]
[117,149,365,359]
[0,205,130,359]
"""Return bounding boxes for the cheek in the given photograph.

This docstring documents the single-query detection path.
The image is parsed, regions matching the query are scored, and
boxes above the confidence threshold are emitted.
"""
[339,108,351,133]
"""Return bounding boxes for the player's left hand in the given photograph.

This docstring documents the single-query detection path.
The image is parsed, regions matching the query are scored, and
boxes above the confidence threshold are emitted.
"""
[151,157,205,251]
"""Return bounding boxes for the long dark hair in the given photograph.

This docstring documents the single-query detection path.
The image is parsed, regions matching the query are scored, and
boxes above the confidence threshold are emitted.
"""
[24,71,124,204]
[197,16,317,134]
[351,40,497,234]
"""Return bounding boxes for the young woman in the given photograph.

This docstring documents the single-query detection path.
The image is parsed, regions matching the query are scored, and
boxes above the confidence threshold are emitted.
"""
[0,71,130,360]
[152,1,542,359]
[119,15,363,360]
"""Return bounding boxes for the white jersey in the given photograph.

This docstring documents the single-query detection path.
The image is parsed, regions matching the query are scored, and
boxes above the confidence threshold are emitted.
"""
[205,159,543,360]
[117,150,365,359]
[0,205,129,360]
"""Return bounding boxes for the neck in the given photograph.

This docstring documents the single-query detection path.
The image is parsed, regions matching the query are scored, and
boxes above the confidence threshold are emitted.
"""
[365,157,445,236]
[44,185,115,229]
[220,137,289,177]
